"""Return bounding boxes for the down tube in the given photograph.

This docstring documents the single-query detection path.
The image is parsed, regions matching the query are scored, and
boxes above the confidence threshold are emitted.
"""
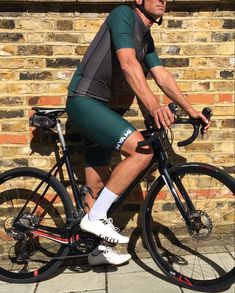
[108,162,157,216]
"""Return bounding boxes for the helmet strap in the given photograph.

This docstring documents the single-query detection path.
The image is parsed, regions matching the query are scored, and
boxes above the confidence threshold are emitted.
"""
[135,2,163,26]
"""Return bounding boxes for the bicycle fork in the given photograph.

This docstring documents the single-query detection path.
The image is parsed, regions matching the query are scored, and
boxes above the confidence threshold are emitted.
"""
[159,163,196,228]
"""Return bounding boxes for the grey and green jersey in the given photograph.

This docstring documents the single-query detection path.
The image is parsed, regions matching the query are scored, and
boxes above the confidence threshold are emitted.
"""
[68,5,161,101]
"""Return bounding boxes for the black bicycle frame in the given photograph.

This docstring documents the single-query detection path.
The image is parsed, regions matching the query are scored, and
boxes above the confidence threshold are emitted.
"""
[151,134,196,227]
[14,117,198,244]
[45,129,196,231]
[51,148,84,211]
[109,131,196,227]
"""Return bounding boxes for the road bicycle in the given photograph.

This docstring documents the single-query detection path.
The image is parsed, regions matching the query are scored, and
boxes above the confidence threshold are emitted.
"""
[0,103,234,291]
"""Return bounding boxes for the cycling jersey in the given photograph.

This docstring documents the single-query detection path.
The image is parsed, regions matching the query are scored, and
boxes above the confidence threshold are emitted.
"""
[68,5,161,101]
[67,5,162,166]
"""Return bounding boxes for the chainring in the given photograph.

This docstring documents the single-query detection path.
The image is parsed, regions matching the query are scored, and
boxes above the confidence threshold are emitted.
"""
[68,220,101,254]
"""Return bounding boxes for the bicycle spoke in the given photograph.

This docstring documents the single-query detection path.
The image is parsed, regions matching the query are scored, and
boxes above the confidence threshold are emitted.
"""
[0,169,72,282]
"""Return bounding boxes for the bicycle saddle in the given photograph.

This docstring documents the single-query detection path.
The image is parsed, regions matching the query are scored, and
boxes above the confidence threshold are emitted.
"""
[32,107,66,117]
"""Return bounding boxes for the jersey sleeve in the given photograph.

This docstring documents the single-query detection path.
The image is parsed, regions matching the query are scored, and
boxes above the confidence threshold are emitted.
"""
[144,51,162,69]
[144,33,162,69]
[107,6,135,50]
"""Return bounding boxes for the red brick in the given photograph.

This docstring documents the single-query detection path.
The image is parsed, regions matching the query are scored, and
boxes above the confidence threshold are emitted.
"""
[28,96,61,106]
[0,134,27,144]
[163,96,172,105]
[187,94,215,104]
[219,94,233,103]
[164,94,215,105]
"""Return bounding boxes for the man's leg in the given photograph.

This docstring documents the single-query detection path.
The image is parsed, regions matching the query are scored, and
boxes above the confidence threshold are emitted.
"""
[81,130,153,243]
[84,166,110,213]
[84,165,131,266]
[107,130,153,194]
[87,131,153,217]
[67,96,152,242]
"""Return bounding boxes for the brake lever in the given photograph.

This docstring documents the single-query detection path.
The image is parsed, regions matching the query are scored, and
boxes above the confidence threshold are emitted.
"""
[168,102,178,115]
[201,107,212,135]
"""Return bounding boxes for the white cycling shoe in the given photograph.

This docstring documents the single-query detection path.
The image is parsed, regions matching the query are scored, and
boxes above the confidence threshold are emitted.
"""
[88,245,131,266]
[80,214,129,244]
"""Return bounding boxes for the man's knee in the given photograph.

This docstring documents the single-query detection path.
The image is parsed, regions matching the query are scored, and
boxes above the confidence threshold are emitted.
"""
[121,131,151,152]
[135,146,154,168]
[121,131,154,168]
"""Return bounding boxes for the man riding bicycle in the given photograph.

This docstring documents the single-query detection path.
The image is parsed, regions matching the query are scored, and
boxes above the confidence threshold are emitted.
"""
[66,0,209,266]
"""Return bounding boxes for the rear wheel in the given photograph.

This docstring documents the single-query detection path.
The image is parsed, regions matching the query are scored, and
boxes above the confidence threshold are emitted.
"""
[0,167,74,283]
[143,163,235,291]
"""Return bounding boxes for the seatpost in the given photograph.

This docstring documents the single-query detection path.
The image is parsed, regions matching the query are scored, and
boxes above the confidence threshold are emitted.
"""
[55,119,67,151]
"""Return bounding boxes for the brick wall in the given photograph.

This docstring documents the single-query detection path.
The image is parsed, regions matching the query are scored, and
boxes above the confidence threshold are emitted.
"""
[0,1,234,221]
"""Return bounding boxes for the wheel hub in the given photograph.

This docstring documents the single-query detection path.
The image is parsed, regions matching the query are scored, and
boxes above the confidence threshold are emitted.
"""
[5,213,40,241]
[188,210,213,240]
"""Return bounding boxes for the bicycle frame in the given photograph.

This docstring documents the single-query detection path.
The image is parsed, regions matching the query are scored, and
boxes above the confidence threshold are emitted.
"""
[14,117,197,246]
[56,117,196,228]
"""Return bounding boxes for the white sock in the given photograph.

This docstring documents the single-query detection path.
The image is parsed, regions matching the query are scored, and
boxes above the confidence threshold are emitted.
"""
[88,186,118,221]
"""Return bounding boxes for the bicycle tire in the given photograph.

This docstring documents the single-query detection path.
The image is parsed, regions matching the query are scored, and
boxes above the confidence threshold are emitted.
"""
[142,163,235,291]
[0,167,74,283]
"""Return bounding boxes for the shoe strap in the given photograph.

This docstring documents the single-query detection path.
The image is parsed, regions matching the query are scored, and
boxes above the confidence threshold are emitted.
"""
[100,218,120,232]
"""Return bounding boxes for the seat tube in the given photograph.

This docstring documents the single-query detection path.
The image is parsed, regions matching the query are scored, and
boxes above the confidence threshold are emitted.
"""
[55,119,84,211]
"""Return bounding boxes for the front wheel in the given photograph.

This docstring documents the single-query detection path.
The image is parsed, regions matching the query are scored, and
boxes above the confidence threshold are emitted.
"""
[0,167,74,283]
[142,163,235,291]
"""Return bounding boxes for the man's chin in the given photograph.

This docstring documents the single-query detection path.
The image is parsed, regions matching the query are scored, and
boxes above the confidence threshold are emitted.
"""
[153,10,165,18]
[151,13,164,20]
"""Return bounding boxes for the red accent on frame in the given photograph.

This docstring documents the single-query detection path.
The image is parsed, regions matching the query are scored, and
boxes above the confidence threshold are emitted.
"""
[32,230,69,244]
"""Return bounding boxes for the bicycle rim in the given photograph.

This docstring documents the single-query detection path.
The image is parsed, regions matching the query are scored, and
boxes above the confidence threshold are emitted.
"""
[0,167,73,283]
[143,163,235,291]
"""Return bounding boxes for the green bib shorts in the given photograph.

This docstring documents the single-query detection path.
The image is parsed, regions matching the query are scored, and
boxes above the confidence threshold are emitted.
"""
[66,96,136,167]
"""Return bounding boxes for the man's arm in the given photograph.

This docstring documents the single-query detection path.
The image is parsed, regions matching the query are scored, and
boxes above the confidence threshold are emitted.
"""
[116,48,174,129]
[150,65,209,131]
[150,65,194,113]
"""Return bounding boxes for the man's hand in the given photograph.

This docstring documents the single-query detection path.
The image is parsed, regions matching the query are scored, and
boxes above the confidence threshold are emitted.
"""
[187,108,210,134]
[152,105,175,129]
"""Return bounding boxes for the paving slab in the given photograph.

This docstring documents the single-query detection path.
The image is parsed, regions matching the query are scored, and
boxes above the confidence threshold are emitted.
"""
[107,269,181,293]
[36,268,106,293]
[106,257,160,274]
[0,283,36,293]
[0,253,233,293]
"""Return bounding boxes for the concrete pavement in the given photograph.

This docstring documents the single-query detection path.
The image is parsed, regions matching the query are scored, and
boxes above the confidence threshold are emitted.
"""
[0,228,234,293]
[0,253,234,293]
